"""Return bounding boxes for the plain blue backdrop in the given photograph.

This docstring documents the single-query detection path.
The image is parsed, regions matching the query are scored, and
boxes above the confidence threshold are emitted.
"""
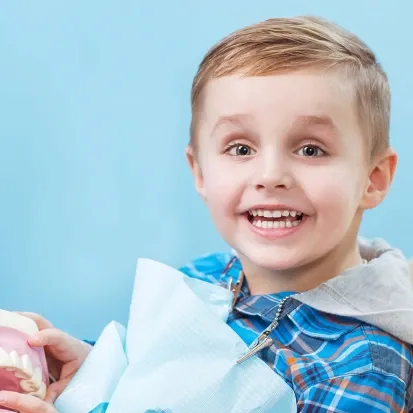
[0,1,411,340]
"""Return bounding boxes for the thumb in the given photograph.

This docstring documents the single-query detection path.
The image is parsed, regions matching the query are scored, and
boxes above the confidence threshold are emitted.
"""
[27,328,62,347]
[28,329,75,356]
[44,379,71,404]
[28,329,81,368]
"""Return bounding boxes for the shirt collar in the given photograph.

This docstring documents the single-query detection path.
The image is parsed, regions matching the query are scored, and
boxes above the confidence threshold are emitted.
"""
[220,255,361,340]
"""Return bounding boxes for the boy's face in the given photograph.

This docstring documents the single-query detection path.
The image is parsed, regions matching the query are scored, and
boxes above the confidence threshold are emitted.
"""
[188,71,395,272]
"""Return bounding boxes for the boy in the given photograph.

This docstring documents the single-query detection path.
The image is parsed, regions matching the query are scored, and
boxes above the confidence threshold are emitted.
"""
[1,15,413,413]
[180,16,413,411]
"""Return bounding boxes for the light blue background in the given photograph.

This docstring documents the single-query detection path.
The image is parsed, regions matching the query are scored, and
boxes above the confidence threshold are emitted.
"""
[0,1,411,340]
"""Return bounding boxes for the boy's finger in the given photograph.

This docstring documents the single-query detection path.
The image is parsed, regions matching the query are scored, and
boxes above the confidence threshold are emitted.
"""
[0,391,57,413]
[16,312,54,330]
[28,329,91,361]
[27,328,63,347]
[27,329,76,358]
[44,379,71,403]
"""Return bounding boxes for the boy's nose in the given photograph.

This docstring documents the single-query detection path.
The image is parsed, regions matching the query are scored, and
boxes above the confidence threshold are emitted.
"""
[254,172,293,192]
[253,157,294,192]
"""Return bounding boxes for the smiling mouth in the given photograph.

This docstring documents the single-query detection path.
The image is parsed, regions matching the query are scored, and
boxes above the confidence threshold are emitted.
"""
[246,208,305,229]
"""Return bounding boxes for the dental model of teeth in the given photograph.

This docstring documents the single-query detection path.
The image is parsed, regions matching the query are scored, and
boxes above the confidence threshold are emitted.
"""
[0,310,48,402]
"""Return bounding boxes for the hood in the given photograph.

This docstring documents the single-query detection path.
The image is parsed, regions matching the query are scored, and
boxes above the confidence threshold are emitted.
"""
[295,238,413,345]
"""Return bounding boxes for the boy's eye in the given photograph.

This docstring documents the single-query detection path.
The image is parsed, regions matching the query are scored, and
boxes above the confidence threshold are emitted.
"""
[226,144,254,156]
[296,145,325,157]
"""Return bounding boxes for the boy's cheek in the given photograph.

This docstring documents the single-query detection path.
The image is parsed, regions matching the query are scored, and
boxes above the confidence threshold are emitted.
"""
[203,178,242,211]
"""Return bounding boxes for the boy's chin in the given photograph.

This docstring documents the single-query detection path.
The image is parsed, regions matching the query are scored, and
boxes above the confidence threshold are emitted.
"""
[237,246,307,272]
[254,259,301,272]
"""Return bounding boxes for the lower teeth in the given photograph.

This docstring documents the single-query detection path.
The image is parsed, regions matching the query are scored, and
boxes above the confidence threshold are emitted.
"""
[252,219,301,229]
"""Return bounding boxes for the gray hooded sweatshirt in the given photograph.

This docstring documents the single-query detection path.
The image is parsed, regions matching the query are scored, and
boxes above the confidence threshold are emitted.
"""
[294,237,413,345]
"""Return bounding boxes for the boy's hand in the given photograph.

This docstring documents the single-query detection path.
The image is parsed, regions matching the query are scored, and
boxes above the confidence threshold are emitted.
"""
[18,312,92,403]
[0,391,58,413]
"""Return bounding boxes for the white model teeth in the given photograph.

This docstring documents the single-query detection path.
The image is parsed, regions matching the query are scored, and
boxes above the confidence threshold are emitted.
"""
[28,380,46,399]
[248,209,303,217]
[20,366,46,398]
[10,350,23,371]
[0,348,13,369]
[20,367,42,392]
[0,349,46,399]
[21,354,33,377]
[32,366,42,387]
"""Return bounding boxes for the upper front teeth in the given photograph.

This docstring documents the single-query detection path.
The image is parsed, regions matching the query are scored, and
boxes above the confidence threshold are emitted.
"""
[249,209,302,217]
[0,348,46,399]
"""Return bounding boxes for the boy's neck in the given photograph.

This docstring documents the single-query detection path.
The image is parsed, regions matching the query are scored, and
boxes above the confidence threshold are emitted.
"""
[239,240,364,295]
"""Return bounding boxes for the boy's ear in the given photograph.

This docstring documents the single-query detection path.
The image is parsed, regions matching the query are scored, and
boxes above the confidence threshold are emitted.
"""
[361,148,397,209]
[185,146,206,200]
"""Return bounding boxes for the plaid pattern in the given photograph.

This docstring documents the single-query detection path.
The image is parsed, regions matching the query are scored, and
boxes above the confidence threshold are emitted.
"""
[180,252,413,413]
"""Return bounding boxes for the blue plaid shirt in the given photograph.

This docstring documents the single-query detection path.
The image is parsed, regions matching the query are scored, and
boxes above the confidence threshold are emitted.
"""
[180,252,413,413]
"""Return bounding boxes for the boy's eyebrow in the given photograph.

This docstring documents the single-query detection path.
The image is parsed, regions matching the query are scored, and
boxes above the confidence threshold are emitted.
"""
[293,115,339,135]
[211,114,253,136]
[210,114,339,137]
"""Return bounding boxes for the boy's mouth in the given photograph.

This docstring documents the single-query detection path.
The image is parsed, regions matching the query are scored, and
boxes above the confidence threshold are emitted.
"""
[246,208,305,229]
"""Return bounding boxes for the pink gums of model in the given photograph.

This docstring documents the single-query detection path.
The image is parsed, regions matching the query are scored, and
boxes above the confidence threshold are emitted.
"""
[0,311,49,412]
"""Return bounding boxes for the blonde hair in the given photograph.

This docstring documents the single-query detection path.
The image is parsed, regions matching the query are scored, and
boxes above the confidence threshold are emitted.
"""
[190,16,390,158]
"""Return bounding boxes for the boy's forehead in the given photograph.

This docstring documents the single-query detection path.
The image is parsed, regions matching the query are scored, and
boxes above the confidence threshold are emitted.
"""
[199,72,357,135]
